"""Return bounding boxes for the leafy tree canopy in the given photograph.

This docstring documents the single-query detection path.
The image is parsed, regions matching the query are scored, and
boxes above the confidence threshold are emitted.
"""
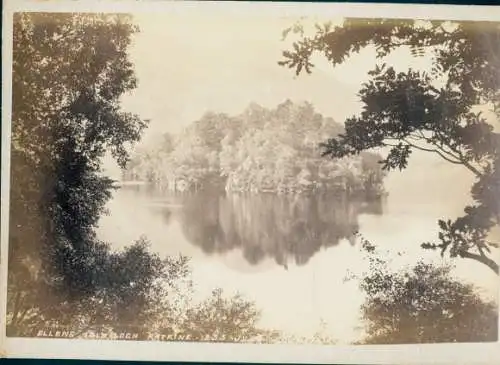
[125,101,387,196]
[280,18,500,273]
[8,12,158,334]
[353,239,497,344]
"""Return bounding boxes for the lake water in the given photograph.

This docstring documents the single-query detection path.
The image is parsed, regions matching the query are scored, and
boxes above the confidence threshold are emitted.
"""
[97,152,499,343]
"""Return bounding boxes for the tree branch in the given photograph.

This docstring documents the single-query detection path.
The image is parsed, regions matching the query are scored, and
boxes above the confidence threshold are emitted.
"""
[459,251,499,274]
[411,131,469,164]
[458,158,484,179]
[399,136,485,179]
[433,131,485,178]
[486,240,500,248]
[402,139,464,165]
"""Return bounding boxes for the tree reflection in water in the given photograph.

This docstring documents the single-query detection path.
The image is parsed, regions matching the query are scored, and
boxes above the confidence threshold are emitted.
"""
[176,192,384,268]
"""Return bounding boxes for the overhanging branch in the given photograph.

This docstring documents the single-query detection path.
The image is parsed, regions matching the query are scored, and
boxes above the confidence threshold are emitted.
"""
[400,137,485,178]
[402,139,463,165]
[459,251,499,274]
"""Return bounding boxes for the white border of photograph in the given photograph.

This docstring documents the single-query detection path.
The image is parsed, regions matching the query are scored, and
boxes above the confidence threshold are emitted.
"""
[1,1,500,363]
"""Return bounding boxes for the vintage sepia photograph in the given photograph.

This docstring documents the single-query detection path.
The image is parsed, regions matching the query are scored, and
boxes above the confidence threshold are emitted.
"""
[1,0,500,363]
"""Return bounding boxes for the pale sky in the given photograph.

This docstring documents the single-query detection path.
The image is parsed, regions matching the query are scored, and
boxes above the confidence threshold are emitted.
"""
[103,11,437,177]
[120,12,436,142]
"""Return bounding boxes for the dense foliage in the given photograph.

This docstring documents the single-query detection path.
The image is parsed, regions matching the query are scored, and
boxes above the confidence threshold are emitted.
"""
[7,12,167,336]
[280,18,500,273]
[5,14,339,344]
[155,287,273,343]
[354,239,498,344]
[124,101,386,196]
[9,238,276,342]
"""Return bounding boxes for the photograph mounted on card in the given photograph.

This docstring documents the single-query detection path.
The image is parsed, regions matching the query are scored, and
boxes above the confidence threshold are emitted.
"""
[1,0,499,363]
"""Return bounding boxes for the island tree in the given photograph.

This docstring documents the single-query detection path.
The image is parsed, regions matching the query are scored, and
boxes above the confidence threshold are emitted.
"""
[279,18,500,273]
[124,101,387,196]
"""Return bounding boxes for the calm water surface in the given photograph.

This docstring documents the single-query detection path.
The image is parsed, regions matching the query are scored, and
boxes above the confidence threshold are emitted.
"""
[98,153,499,343]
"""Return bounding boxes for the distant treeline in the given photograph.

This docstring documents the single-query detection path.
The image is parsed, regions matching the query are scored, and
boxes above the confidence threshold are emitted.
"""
[123,101,387,195]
